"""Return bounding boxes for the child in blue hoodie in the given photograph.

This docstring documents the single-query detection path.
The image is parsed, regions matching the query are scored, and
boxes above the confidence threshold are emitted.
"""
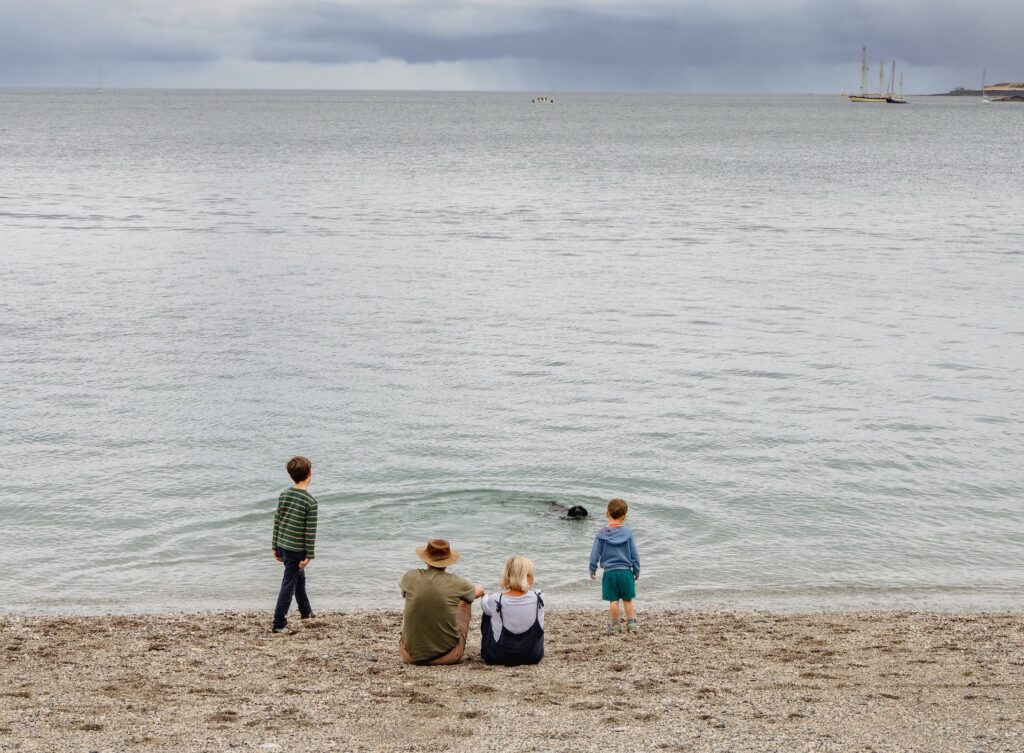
[589,498,640,634]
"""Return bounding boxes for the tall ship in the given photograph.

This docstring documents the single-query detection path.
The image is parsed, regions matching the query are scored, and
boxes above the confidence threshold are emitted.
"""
[845,48,887,103]
[886,61,907,104]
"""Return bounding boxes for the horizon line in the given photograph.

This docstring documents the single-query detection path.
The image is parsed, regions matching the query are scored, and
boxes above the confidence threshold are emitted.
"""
[0,85,943,96]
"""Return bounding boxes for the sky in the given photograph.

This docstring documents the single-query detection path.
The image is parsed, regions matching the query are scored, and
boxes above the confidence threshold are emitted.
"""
[0,0,1021,92]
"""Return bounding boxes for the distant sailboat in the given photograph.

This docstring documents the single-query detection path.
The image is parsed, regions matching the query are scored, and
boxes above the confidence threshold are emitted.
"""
[886,60,907,104]
[981,70,992,104]
[845,47,887,103]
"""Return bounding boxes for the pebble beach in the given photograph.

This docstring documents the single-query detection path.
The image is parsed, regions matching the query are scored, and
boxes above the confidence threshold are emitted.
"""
[2,609,1022,752]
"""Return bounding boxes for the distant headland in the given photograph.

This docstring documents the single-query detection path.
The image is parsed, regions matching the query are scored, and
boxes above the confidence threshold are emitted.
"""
[932,83,1024,101]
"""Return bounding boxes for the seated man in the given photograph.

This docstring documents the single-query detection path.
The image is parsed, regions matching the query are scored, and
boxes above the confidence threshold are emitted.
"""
[399,539,483,665]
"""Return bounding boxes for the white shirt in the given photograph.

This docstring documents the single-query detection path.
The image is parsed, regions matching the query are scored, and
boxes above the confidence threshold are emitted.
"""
[479,590,545,643]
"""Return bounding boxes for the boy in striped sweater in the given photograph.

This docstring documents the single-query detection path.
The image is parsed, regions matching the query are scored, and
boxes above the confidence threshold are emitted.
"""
[271,456,318,634]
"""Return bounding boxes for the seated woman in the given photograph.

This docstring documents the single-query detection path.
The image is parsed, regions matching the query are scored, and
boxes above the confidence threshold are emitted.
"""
[479,556,545,666]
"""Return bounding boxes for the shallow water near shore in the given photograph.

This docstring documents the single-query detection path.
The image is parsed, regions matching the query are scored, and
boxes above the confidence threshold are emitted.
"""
[0,90,1022,613]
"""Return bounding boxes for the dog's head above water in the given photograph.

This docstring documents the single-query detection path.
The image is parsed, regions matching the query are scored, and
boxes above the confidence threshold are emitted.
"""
[548,501,589,519]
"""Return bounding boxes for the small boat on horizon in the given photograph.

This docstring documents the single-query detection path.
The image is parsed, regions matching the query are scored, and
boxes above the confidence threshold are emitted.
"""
[845,48,907,104]
[845,48,886,103]
[886,62,907,104]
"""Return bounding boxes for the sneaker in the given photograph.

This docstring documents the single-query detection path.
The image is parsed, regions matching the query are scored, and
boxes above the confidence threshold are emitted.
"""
[271,627,295,635]
[604,621,621,635]
[300,612,317,620]
[626,619,639,633]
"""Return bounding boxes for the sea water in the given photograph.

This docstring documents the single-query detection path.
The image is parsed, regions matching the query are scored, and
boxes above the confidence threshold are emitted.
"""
[0,90,1021,613]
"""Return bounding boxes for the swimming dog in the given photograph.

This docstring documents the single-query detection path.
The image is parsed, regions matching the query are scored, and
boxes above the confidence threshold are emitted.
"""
[548,501,589,520]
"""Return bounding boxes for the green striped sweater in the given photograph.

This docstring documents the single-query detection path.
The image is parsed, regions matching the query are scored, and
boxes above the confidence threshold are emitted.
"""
[272,487,318,558]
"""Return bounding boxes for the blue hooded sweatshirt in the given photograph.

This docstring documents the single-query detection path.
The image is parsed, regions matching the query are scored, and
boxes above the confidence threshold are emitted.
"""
[589,525,640,577]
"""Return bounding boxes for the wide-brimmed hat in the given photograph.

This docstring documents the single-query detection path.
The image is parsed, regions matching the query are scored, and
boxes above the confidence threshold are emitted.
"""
[416,538,460,568]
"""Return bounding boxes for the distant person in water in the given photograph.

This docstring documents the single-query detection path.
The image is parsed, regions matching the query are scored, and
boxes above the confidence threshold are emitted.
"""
[480,556,545,666]
[399,539,484,665]
[589,498,640,634]
[270,456,318,634]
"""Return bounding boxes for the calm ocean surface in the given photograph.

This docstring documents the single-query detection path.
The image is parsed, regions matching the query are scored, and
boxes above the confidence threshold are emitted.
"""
[1,90,1021,614]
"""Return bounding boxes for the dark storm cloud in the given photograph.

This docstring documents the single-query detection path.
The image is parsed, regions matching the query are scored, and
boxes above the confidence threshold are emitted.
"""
[0,2,219,64]
[247,1,1024,70]
[1,0,1021,89]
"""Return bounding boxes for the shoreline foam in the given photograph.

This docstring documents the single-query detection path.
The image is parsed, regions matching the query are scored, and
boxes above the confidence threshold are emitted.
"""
[3,609,1022,752]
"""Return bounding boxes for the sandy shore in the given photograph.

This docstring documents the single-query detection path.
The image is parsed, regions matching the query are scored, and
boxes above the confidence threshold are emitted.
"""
[2,610,1022,752]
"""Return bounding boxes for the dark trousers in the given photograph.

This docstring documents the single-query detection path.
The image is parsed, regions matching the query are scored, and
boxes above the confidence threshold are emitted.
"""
[273,548,312,630]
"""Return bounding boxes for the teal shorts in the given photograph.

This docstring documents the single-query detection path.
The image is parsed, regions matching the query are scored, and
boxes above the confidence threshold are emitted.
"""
[601,569,636,601]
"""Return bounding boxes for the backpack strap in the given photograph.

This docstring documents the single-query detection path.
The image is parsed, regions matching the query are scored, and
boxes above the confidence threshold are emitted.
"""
[496,594,502,614]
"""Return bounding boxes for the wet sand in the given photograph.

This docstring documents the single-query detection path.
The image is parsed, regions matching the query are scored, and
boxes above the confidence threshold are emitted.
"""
[2,610,1022,752]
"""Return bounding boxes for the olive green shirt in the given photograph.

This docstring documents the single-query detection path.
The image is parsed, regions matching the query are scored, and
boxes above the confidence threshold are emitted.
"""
[399,568,476,663]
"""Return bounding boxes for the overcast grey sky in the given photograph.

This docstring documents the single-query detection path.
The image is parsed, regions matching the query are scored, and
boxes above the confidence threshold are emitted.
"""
[1,0,1021,92]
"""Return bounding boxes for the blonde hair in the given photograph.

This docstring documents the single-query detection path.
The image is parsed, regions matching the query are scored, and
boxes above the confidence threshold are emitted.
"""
[500,556,535,592]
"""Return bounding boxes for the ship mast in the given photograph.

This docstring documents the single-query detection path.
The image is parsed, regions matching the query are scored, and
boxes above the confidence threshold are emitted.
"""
[860,47,868,96]
[878,60,884,97]
[889,60,896,96]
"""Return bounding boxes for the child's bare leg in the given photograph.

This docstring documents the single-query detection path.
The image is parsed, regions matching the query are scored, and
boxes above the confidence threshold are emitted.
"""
[608,600,620,622]
[623,600,635,620]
